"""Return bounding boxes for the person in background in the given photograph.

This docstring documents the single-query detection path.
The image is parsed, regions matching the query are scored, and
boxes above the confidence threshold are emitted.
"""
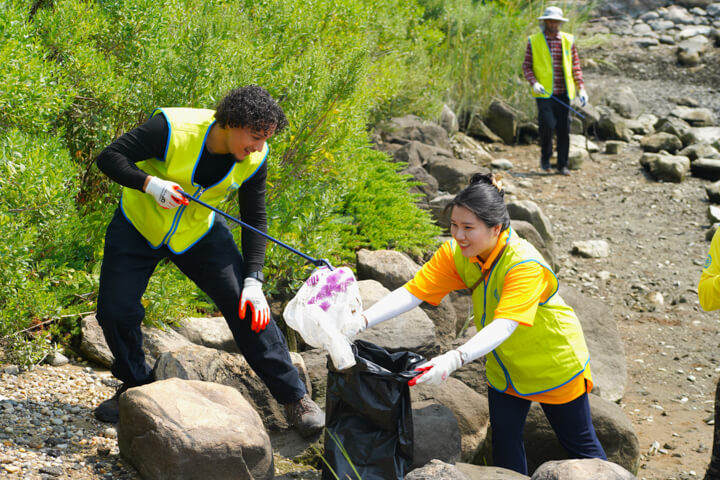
[522,6,588,175]
[698,228,720,479]
[93,85,324,436]
[350,173,606,474]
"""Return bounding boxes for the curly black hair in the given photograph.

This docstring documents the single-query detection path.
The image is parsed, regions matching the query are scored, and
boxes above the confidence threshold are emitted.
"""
[214,85,288,134]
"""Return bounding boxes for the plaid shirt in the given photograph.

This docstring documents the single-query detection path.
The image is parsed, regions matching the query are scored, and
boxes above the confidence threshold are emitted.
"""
[522,31,584,95]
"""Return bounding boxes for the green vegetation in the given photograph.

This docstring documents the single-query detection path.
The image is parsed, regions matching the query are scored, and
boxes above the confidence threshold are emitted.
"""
[0,0,589,364]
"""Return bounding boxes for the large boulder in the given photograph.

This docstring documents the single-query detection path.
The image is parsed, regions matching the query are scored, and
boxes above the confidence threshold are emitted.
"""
[411,378,490,462]
[174,316,238,353]
[671,106,715,127]
[393,140,454,168]
[402,165,440,205]
[596,109,633,141]
[118,378,273,480]
[429,193,455,229]
[559,286,626,403]
[406,460,470,480]
[355,280,437,356]
[511,220,558,272]
[530,458,636,480]
[599,86,640,119]
[382,115,453,151]
[691,158,720,180]
[639,153,691,182]
[677,35,712,66]
[679,143,720,160]
[485,100,522,144]
[153,344,311,431]
[467,116,505,144]
[412,402,463,468]
[639,132,683,153]
[452,132,495,165]
[506,200,554,246]
[456,463,530,479]
[425,157,487,193]
[654,116,692,138]
[80,314,193,368]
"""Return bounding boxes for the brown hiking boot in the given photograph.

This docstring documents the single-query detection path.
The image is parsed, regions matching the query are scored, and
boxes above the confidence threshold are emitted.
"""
[284,394,325,437]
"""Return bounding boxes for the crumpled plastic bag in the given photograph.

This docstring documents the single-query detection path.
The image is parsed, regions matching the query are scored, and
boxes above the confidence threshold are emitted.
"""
[283,266,364,370]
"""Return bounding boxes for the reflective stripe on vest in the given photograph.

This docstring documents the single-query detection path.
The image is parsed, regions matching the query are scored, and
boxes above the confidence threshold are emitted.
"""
[529,31,576,100]
[120,107,268,253]
[452,228,590,395]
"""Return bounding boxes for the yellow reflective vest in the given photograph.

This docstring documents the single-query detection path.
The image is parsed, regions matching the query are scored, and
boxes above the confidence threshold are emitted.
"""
[120,108,268,254]
[453,228,590,395]
[529,31,576,100]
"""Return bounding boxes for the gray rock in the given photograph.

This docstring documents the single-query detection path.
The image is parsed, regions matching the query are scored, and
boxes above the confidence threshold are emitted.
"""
[406,459,469,480]
[47,351,69,367]
[706,180,720,203]
[491,159,514,170]
[174,317,239,353]
[709,3,720,16]
[679,142,720,160]
[659,34,677,44]
[456,463,530,479]
[648,18,676,31]
[640,132,683,153]
[568,147,589,170]
[599,86,640,119]
[571,240,610,258]
[441,104,460,136]
[639,153,691,182]
[118,378,273,480]
[452,132,495,164]
[570,134,599,153]
[664,4,696,24]
[677,35,711,65]
[511,220,558,272]
[631,22,654,36]
[655,116,692,137]
[402,165,441,203]
[411,379,490,463]
[559,286,626,403]
[633,36,659,47]
[690,158,720,180]
[485,100,522,145]
[356,249,420,291]
[426,157,487,194]
[530,458,636,479]
[153,345,311,431]
[687,126,720,146]
[394,140,454,168]
[429,193,456,229]
[466,116,504,144]
[355,280,436,356]
[382,116,453,151]
[506,200,554,245]
[605,141,626,154]
[672,106,715,127]
[411,403,462,469]
[596,110,633,141]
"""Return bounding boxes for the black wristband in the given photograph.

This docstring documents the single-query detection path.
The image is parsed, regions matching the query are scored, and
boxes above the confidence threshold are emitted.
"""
[245,271,265,283]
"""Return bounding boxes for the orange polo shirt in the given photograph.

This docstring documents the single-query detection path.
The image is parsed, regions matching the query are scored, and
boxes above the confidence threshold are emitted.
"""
[405,232,591,404]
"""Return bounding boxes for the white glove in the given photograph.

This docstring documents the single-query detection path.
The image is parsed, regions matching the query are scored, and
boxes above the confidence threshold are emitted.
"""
[578,88,588,107]
[409,350,463,386]
[239,277,270,332]
[532,82,547,95]
[145,176,188,209]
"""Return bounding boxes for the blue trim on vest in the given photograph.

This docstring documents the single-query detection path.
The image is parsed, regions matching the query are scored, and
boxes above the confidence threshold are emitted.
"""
[505,259,559,306]
[479,228,513,328]
[489,356,590,397]
[190,118,217,187]
[152,108,172,162]
[166,210,215,255]
[244,146,269,184]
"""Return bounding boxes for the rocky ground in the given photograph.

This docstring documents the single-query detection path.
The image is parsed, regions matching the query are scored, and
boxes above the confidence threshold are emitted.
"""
[1,10,720,480]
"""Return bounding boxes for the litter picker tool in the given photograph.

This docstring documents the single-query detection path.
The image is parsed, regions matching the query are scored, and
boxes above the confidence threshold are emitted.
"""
[179,191,334,270]
[550,94,586,119]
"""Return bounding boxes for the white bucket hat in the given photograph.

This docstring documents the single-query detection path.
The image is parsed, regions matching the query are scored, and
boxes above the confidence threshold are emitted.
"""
[538,6,568,22]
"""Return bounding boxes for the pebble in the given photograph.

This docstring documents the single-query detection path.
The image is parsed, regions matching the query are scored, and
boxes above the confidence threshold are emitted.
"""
[0,364,140,479]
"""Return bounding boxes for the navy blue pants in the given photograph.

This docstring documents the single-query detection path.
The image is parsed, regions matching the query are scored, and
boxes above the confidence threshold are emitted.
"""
[537,93,571,170]
[96,208,306,404]
[488,387,607,475]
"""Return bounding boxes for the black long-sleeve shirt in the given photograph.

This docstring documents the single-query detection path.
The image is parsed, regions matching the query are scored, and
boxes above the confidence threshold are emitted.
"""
[96,114,267,273]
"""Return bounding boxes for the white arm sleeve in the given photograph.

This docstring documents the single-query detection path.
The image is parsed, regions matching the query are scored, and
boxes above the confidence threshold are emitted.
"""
[364,287,423,328]
[456,318,519,365]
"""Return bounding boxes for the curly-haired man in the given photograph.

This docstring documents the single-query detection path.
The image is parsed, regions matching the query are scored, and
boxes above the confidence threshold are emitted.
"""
[93,85,325,436]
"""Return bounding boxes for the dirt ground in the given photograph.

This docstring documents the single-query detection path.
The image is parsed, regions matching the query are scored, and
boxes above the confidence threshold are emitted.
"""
[496,33,720,480]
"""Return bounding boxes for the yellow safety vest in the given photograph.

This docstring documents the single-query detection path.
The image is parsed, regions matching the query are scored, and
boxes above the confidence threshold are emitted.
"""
[529,31,576,100]
[453,228,590,395]
[120,107,268,254]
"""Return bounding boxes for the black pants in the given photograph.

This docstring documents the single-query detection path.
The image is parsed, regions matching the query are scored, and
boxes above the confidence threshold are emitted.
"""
[537,94,570,170]
[96,208,306,404]
[488,388,606,475]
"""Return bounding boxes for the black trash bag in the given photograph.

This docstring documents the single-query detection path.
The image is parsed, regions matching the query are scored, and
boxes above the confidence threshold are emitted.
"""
[321,340,425,480]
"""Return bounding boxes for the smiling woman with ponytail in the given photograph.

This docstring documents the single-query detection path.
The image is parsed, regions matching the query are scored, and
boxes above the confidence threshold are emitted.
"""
[353,172,607,474]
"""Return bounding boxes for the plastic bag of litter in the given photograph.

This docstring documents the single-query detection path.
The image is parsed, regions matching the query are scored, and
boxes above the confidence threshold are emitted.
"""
[283,267,365,370]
